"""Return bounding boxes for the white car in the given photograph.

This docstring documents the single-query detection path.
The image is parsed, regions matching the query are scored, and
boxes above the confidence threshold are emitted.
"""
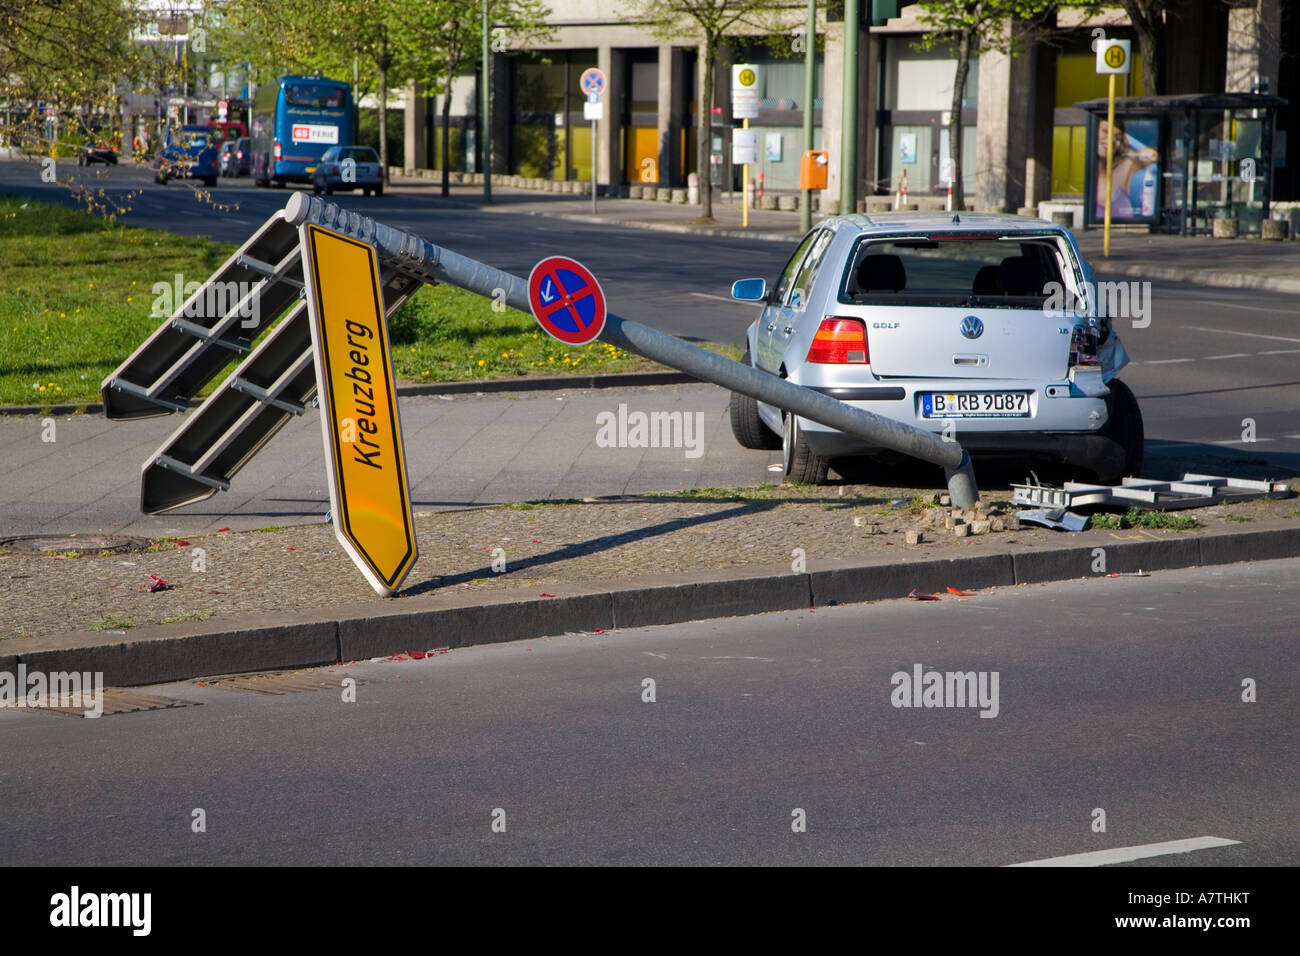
[728,212,1142,484]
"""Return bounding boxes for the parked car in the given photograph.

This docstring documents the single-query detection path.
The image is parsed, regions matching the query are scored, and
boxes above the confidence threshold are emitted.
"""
[311,145,383,196]
[727,211,1142,484]
[76,141,118,166]
[155,125,219,186]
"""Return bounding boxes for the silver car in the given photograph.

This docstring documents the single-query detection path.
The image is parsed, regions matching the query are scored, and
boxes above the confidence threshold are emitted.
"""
[311,145,384,196]
[728,212,1142,484]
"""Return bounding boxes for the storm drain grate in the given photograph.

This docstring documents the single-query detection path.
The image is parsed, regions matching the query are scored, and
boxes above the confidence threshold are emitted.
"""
[2,688,201,718]
[196,669,361,695]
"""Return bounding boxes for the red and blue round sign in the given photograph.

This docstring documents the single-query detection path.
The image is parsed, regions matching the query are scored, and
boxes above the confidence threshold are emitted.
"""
[528,256,607,346]
[579,68,606,98]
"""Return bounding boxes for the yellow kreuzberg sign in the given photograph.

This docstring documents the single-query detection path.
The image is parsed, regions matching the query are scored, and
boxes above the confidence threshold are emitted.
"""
[301,224,417,595]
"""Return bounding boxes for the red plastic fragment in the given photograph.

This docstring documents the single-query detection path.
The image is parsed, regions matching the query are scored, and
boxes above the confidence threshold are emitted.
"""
[947,587,976,596]
[908,588,941,601]
[147,574,172,592]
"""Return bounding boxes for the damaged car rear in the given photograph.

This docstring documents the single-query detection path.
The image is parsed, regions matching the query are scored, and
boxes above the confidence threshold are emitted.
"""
[729,212,1142,484]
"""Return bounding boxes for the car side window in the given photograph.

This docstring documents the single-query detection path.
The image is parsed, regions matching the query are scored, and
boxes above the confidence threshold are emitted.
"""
[786,229,834,309]
[772,231,819,306]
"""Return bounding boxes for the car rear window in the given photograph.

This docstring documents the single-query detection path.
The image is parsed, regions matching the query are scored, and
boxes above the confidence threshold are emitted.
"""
[838,236,1067,308]
[183,131,210,148]
[341,147,378,162]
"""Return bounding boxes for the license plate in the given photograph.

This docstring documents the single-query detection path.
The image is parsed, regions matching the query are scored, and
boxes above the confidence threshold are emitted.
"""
[921,391,1031,418]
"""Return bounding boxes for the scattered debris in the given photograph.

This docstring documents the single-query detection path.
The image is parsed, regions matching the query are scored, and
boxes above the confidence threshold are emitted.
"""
[905,531,923,545]
[1013,473,1291,512]
[908,589,941,601]
[146,574,172,592]
[1016,508,1089,532]
[947,587,976,596]
[1106,571,1150,577]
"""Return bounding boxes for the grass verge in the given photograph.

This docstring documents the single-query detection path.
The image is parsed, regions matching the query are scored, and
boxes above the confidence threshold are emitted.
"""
[0,194,703,406]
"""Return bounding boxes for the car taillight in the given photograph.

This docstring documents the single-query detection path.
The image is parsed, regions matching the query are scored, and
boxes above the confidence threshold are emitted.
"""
[806,318,869,364]
[273,141,281,160]
[236,150,243,159]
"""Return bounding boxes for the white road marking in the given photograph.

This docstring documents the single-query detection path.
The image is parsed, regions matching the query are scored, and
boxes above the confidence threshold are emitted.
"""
[1185,325,1300,344]
[1178,299,1300,316]
[1213,437,1274,444]
[1006,836,1241,867]
[1258,348,1300,355]
[689,292,750,304]
[1145,358,1194,364]
[1205,353,1251,360]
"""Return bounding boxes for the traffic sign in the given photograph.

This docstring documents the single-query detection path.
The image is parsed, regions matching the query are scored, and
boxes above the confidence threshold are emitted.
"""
[528,256,607,346]
[731,63,761,120]
[579,67,606,98]
[1096,39,1131,74]
[732,129,759,165]
[301,223,418,596]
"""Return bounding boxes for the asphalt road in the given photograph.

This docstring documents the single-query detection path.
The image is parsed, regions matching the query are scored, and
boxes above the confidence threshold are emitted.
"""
[1,558,1295,866]
[0,159,1298,536]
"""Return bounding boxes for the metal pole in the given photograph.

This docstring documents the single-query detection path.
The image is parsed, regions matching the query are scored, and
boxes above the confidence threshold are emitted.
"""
[800,0,815,233]
[282,194,980,507]
[481,0,491,203]
[840,0,858,215]
[742,116,750,228]
[1103,73,1114,257]
[591,115,598,214]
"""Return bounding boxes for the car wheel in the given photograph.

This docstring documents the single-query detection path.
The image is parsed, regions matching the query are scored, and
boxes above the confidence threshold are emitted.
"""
[312,181,322,195]
[323,184,333,196]
[1095,378,1144,483]
[204,177,216,187]
[374,185,383,198]
[782,412,829,484]
[271,178,284,188]
[729,353,781,450]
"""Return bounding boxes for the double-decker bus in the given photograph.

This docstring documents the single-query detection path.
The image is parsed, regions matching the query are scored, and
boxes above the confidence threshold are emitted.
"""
[250,74,353,187]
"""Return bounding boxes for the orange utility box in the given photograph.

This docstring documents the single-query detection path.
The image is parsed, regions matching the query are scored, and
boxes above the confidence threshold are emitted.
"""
[800,150,829,190]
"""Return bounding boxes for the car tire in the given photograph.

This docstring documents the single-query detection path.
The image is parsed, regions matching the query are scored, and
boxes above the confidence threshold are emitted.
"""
[374,185,383,198]
[729,353,781,450]
[271,178,284,188]
[782,412,830,484]
[1096,378,1144,483]
[204,177,216,187]
[313,181,322,195]
[324,184,333,196]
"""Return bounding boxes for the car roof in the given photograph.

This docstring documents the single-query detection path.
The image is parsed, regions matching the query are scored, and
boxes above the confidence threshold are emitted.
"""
[826,211,1067,236]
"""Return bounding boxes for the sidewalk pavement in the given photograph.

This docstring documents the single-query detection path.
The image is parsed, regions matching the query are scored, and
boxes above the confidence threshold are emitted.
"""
[387,176,1300,294]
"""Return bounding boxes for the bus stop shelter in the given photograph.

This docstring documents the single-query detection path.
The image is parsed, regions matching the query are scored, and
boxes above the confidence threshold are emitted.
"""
[1075,92,1287,237]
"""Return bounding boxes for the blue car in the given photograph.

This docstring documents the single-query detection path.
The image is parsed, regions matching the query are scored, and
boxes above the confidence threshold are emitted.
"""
[155,125,219,187]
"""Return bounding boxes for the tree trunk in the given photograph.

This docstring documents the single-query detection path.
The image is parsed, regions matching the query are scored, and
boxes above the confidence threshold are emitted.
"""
[441,67,454,197]
[378,63,389,183]
[949,29,971,212]
[1121,0,1162,95]
[698,37,714,221]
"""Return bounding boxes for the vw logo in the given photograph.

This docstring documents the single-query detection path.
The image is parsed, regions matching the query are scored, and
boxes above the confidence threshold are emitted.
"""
[960,315,984,339]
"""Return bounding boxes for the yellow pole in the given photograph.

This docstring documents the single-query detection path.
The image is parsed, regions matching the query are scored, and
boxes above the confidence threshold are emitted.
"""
[1103,73,1115,258]
[742,117,750,229]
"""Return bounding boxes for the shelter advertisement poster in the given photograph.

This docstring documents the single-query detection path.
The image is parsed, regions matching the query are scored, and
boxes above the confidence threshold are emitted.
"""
[1085,113,1162,226]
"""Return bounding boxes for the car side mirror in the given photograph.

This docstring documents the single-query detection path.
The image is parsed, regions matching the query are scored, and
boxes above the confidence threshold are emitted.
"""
[731,278,767,301]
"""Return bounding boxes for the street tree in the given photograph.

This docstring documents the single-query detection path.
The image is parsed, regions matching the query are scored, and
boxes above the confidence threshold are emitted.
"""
[1116,0,1166,95]
[913,0,1057,212]
[400,1,552,198]
[619,0,791,221]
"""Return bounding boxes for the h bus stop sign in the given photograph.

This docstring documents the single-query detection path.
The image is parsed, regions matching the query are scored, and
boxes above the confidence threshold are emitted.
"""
[528,256,607,346]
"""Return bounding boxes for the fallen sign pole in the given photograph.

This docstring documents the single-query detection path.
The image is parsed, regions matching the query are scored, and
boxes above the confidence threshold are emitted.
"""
[280,194,979,507]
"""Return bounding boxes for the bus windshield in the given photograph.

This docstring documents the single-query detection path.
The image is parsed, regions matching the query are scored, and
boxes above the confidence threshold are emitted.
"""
[284,83,346,109]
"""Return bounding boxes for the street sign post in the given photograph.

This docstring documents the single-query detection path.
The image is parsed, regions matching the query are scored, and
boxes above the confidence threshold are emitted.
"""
[580,68,606,214]
[528,256,607,346]
[300,223,418,596]
[1096,39,1132,258]
[732,64,761,228]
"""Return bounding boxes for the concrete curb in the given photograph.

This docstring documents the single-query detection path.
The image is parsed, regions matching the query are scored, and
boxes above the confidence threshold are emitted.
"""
[5,525,1299,688]
[0,371,700,417]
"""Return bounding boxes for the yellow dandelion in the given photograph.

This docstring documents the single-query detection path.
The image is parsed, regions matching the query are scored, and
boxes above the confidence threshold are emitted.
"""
[477,359,485,367]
